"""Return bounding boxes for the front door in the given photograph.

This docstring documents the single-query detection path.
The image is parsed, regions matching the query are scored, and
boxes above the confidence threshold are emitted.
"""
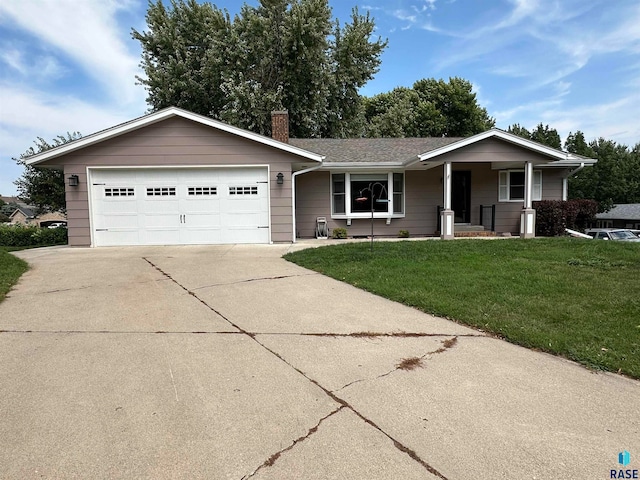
[452,171,471,223]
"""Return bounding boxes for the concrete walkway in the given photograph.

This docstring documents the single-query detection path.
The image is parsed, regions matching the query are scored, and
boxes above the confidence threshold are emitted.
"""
[0,244,638,479]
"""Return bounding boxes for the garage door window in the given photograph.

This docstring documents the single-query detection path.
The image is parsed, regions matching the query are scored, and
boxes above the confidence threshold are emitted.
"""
[229,186,258,195]
[146,187,176,196]
[188,187,217,196]
[105,187,134,197]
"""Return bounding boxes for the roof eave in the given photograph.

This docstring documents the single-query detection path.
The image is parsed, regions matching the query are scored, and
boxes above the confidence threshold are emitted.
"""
[417,128,595,163]
[25,107,324,166]
[320,162,405,170]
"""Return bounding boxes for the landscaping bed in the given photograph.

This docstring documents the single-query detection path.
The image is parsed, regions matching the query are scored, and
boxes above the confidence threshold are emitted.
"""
[284,238,640,379]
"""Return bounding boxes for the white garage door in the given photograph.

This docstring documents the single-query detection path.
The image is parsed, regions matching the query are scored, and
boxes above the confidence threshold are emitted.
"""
[90,168,270,246]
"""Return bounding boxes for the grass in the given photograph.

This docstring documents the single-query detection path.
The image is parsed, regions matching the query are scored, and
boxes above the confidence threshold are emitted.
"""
[0,247,29,303]
[284,238,640,379]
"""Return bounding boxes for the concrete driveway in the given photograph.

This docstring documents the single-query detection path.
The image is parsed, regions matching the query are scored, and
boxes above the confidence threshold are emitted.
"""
[1,244,638,480]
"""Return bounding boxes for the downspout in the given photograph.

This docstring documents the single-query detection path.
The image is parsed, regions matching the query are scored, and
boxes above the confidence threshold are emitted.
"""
[562,162,585,201]
[291,162,324,243]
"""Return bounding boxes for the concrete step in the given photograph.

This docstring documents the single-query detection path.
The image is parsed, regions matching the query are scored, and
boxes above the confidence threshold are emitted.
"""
[454,224,486,232]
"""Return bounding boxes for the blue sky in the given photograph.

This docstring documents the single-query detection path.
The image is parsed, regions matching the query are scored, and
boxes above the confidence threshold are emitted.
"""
[1,0,639,197]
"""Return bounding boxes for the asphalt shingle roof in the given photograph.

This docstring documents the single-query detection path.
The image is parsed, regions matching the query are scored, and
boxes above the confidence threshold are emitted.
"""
[288,137,463,164]
[595,204,640,220]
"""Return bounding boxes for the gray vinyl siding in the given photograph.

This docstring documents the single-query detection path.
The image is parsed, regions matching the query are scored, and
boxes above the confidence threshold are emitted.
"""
[435,137,552,163]
[295,165,568,238]
[43,117,299,246]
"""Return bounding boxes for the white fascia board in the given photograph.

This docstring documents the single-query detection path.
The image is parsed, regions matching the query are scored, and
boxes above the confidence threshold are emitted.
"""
[538,158,597,167]
[318,162,403,170]
[26,107,324,165]
[417,128,580,163]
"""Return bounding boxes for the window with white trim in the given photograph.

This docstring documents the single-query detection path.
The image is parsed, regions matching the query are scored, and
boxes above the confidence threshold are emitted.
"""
[498,170,542,202]
[105,187,134,197]
[188,186,217,196]
[146,187,176,196]
[331,172,404,218]
[229,186,258,195]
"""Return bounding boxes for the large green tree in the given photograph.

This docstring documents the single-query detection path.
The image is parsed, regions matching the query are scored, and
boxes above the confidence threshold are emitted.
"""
[363,77,494,137]
[133,0,387,138]
[507,123,561,149]
[13,132,82,213]
[567,134,640,211]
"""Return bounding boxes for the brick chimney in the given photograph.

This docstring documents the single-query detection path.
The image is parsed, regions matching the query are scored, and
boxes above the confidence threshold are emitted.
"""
[271,110,289,143]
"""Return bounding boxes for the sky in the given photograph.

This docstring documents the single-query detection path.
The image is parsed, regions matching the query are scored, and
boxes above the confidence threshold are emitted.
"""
[1,0,639,197]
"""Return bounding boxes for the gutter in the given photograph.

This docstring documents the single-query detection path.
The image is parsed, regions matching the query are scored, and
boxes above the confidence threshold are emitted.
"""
[291,162,324,243]
[561,162,585,201]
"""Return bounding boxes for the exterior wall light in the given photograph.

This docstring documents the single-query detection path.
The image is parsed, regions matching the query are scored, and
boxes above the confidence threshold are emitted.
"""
[276,172,284,185]
[68,175,79,187]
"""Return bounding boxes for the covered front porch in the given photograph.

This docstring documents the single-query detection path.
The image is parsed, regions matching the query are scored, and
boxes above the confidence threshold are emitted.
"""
[429,160,537,240]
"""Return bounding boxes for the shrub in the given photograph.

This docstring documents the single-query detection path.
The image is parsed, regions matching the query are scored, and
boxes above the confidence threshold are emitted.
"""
[398,230,410,238]
[0,225,67,247]
[534,200,598,236]
[331,227,347,239]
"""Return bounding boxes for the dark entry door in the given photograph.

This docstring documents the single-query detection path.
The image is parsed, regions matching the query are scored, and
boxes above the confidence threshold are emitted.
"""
[452,171,471,223]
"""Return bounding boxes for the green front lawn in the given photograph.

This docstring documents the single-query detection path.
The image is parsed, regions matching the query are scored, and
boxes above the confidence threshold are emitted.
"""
[284,238,640,379]
[0,248,28,303]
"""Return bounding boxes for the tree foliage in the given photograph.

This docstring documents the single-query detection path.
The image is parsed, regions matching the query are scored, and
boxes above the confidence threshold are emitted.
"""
[507,125,640,211]
[13,132,82,213]
[133,0,387,138]
[567,135,640,211]
[363,77,495,138]
[507,123,561,149]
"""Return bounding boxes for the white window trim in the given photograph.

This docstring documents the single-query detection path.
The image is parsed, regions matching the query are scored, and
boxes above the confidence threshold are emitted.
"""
[498,169,542,202]
[331,171,405,220]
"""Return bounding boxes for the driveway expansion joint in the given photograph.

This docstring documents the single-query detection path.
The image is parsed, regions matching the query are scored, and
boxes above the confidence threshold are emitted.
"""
[143,257,450,479]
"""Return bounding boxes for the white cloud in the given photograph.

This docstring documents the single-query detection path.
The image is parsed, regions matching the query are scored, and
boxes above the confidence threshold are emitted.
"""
[495,92,640,147]
[1,46,66,82]
[0,0,147,195]
[0,0,142,105]
[0,83,146,195]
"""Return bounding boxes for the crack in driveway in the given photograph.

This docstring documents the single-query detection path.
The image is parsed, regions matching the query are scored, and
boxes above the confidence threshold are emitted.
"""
[190,272,320,291]
[142,257,450,479]
[241,406,345,479]
[331,337,459,393]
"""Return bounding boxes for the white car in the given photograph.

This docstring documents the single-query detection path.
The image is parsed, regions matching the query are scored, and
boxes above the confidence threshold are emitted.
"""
[585,229,640,242]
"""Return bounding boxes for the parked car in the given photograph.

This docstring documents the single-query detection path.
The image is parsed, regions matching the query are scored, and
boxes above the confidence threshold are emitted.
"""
[585,228,640,242]
[47,222,67,229]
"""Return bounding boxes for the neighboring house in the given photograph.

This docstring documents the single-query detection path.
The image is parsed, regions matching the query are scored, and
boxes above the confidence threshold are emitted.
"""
[1,196,67,227]
[9,205,38,225]
[594,204,640,229]
[24,107,595,247]
[9,207,67,227]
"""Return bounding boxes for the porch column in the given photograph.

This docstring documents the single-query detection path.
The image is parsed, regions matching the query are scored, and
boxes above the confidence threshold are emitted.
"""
[520,161,536,238]
[441,161,455,239]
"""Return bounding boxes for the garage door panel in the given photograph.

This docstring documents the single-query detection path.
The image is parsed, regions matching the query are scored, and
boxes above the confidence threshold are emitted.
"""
[182,213,222,227]
[222,227,269,244]
[90,168,271,246]
[95,213,139,229]
[95,230,141,247]
[181,227,223,244]
[141,228,181,245]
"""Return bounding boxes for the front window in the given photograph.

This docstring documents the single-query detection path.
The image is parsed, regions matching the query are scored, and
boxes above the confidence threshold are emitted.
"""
[351,174,388,213]
[331,172,404,217]
[498,170,542,202]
